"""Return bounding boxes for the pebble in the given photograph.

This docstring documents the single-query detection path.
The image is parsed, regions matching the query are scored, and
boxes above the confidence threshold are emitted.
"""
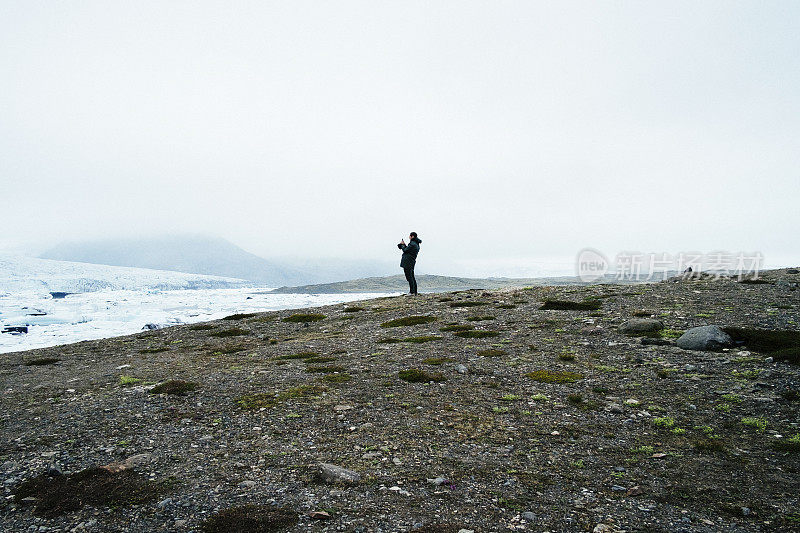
[238,480,256,488]
[157,498,173,508]
[319,463,361,484]
[522,511,536,521]
[611,485,626,491]
[456,364,468,374]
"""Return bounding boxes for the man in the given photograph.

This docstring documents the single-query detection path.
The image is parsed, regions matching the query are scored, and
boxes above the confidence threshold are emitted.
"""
[397,232,421,295]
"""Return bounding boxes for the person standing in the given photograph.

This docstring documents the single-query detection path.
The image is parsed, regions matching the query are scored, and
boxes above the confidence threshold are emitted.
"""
[398,232,421,295]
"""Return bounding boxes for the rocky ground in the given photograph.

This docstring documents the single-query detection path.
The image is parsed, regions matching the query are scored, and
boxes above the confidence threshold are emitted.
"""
[1,269,798,532]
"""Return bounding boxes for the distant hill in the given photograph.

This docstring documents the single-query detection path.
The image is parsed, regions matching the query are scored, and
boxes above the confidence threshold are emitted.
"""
[41,236,311,287]
[40,236,397,286]
[269,272,654,293]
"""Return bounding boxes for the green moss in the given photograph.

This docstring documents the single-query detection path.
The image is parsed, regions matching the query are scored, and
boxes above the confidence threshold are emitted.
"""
[401,336,441,343]
[322,373,352,383]
[693,438,726,453]
[740,417,768,432]
[422,357,454,365]
[217,344,247,354]
[119,375,142,386]
[139,347,169,354]
[660,328,684,339]
[526,370,583,384]
[466,315,495,321]
[653,417,676,428]
[540,300,601,311]
[200,505,298,533]
[477,349,506,357]
[454,330,500,339]
[282,313,326,323]
[381,315,437,327]
[23,357,61,366]
[275,351,319,360]
[222,313,259,320]
[496,304,516,309]
[558,353,576,362]
[399,368,445,383]
[210,327,250,338]
[567,394,583,404]
[449,300,489,307]
[343,306,364,312]
[303,356,336,364]
[236,384,326,410]
[189,324,216,331]
[439,324,474,332]
[149,380,198,395]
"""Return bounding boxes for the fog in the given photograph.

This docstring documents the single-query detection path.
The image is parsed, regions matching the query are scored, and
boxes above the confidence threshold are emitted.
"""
[2,1,798,276]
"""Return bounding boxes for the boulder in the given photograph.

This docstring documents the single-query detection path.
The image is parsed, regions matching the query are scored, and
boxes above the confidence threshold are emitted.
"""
[676,325,734,351]
[318,463,361,484]
[618,319,663,335]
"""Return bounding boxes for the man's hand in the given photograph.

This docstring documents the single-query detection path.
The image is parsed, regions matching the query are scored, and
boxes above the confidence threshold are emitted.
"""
[400,239,405,245]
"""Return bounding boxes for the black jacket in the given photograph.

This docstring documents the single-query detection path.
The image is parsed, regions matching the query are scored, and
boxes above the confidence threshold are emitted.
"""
[398,237,421,269]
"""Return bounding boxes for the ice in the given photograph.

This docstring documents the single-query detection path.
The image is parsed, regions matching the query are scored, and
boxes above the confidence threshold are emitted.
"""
[0,253,395,354]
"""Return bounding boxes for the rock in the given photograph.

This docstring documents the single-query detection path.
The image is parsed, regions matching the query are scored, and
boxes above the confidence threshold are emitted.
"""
[522,511,536,521]
[618,319,663,335]
[787,268,799,274]
[676,325,734,351]
[427,476,448,485]
[593,525,616,533]
[456,364,468,374]
[157,498,173,508]
[101,453,152,473]
[608,403,623,414]
[238,480,256,488]
[309,511,332,520]
[319,463,361,484]
[2,326,28,335]
[765,357,774,363]
[334,404,353,412]
[457,530,475,533]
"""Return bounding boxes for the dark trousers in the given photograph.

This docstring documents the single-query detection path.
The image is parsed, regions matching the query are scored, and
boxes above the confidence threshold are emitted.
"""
[403,266,417,294]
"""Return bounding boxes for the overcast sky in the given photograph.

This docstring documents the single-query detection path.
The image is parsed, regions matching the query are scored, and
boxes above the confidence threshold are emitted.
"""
[1,1,798,276]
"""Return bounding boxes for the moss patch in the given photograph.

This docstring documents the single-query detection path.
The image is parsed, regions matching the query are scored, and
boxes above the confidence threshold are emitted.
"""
[149,380,198,395]
[381,315,437,327]
[399,368,446,383]
[200,505,298,533]
[423,357,454,365]
[139,347,169,354]
[23,357,61,366]
[236,385,326,410]
[14,467,162,517]
[477,349,506,357]
[454,330,500,339]
[526,370,583,384]
[222,313,259,320]
[189,324,216,331]
[210,328,250,338]
[282,313,326,323]
[449,300,489,308]
[275,352,319,360]
[344,306,364,313]
[439,324,474,332]
[540,300,601,311]
[466,315,495,321]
